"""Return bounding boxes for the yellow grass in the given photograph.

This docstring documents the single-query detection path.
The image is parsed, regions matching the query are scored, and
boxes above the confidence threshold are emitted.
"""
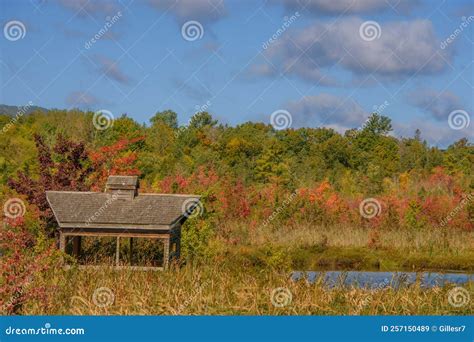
[23,262,473,315]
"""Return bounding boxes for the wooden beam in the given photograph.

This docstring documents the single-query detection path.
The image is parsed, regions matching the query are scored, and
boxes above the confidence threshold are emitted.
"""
[64,265,164,271]
[115,237,120,266]
[60,223,171,230]
[72,236,81,257]
[129,237,133,266]
[61,231,170,239]
[176,236,181,260]
[59,232,66,266]
[59,232,66,253]
[163,238,170,270]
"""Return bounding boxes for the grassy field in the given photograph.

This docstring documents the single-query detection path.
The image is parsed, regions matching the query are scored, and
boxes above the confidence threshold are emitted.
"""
[217,223,474,271]
[20,224,474,315]
[23,262,473,315]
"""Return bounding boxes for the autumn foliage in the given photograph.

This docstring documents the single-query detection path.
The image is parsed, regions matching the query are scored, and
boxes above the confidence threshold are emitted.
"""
[158,165,473,236]
[0,110,472,314]
[88,136,144,191]
[7,134,91,232]
[0,216,58,314]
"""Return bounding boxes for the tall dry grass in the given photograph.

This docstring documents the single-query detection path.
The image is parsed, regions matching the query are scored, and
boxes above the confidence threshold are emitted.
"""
[11,223,474,316]
[225,221,473,248]
[23,261,473,315]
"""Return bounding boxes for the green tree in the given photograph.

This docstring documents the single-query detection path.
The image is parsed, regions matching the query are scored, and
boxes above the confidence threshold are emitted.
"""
[255,140,290,184]
[399,130,428,172]
[444,138,473,175]
[189,112,217,129]
[362,113,392,136]
[150,110,178,129]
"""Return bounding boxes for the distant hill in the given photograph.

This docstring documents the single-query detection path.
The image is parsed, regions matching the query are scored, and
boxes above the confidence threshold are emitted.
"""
[0,103,48,117]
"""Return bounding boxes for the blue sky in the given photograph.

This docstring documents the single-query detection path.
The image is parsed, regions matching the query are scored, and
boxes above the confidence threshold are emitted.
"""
[0,0,472,146]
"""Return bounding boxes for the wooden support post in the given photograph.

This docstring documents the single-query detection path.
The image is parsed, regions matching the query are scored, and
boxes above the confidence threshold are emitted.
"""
[72,236,81,258]
[59,232,66,266]
[163,238,170,270]
[59,232,66,253]
[176,236,181,260]
[176,227,181,260]
[115,237,120,266]
[129,237,133,266]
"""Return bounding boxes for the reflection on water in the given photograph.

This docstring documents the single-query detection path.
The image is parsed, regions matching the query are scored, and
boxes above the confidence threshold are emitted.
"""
[292,271,474,288]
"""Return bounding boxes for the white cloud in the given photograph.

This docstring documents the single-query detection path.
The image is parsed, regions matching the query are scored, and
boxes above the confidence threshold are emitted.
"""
[407,88,463,121]
[56,0,119,17]
[93,55,130,85]
[66,91,100,108]
[258,18,451,84]
[285,93,368,130]
[148,0,226,24]
[274,0,418,15]
[393,118,473,147]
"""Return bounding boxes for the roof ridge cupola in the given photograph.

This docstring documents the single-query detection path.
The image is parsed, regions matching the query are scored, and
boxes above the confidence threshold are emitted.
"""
[105,175,139,200]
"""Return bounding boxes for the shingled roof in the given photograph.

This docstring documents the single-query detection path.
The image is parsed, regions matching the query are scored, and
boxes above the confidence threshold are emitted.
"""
[46,176,200,229]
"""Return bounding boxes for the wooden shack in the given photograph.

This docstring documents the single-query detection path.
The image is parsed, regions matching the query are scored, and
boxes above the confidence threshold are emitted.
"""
[46,175,201,270]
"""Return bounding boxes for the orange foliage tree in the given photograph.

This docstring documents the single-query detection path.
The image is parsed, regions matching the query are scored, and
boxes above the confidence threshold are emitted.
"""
[88,137,144,191]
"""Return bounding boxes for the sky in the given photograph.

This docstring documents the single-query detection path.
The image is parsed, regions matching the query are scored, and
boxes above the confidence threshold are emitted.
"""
[0,0,473,146]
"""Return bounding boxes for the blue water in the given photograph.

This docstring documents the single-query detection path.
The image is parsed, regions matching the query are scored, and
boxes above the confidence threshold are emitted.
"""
[292,271,474,288]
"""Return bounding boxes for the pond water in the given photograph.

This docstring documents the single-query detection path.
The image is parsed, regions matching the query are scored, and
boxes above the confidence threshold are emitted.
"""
[292,271,474,289]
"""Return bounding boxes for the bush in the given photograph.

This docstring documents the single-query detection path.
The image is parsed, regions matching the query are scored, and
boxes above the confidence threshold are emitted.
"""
[181,220,214,261]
